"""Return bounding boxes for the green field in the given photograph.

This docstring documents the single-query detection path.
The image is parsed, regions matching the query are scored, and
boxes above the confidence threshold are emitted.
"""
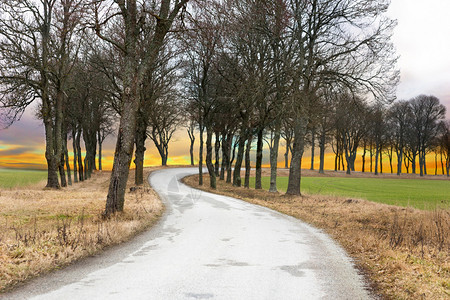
[0,169,47,188]
[249,176,450,210]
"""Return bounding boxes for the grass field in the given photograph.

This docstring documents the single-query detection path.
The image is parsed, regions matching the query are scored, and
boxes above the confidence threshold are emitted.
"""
[0,169,47,188]
[250,176,450,210]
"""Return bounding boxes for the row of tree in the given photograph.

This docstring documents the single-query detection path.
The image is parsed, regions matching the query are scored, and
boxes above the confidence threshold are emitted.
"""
[323,94,448,177]
[182,0,399,195]
[1,1,448,217]
[0,0,188,216]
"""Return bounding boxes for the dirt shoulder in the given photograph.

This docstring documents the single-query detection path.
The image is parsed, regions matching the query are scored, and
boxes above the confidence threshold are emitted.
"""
[183,174,449,299]
[0,167,165,293]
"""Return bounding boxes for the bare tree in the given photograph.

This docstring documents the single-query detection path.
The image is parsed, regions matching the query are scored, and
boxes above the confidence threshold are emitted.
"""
[92,0,189,216]
[285,0,398,195]
[0,0,85,188]
[388,100,411,175]
[409,95,446,176]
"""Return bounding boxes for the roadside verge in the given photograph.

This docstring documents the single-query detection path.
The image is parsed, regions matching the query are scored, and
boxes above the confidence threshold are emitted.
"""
[0,167,164,292]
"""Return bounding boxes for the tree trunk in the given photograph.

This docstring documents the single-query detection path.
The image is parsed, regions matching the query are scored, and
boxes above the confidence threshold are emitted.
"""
[98,130,103,171]
[310,127,315,170]
[423,150,427,175]
[60,125,69,187]
[214,131,220,176]
[434,152,438,175]
[284,138,290,169]
[389,147,393,174]
[379,146,383,174]
[198,121,204,185]
[269,125,281,192]
[134,115,147,185]
[233,134,246,187]
[42,93,60,189]
[370,144,373,173]
[227,138,237,183]
[59,152,67,187]
[286,119,307,196]
[344,148,352,175]
[397,148,403,175]
[361,141,366,173]
[189,133,195,166]
[255,128,263,189]
[374,142,379,175]
[404,152,410,174]
[206,128,216,189]
[104,14,140,216]
[76,128,84,182]
[221,132,232,181]
[65,146,71,186]
[319,129,326,174]
[72,126,78,183]
[244,136,252,188]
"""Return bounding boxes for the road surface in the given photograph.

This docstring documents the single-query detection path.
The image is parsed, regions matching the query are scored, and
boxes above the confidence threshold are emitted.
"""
[4,167,372,299]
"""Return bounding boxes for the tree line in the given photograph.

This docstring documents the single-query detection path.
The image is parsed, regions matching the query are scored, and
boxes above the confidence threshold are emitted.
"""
[0,0,448,217]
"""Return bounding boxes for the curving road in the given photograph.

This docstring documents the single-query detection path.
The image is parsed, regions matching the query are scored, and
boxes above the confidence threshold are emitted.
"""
[4,168,372,299]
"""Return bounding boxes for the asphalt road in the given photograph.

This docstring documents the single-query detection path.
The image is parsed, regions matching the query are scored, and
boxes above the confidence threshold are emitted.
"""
[4,167,372,299]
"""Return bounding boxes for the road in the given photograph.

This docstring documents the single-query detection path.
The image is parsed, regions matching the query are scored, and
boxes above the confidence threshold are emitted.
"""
[4,167,372,299]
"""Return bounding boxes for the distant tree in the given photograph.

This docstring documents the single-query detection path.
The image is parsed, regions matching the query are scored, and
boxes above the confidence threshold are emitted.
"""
[147,93,183,166]
[388,100,412,175]
[409,95,446,176]
[438,121,450,176]
[335,94,368,175]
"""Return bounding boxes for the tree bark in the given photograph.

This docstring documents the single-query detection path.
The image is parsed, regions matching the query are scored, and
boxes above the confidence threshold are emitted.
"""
[244,136,252,188]
[255,128,263,189]
[227,138,237,183]
[374,142,379,175]
[59,152,67,187]
[104,0,140,215]
[76,127,84,182]
[286,119,307,195]
[42,69,59,188]
[233,134,246,187]
[206,128,216,189]
[361,141,366,173]
[188,128,195,166]
[97,130,103,171]
[396,147,403,175]
[134,114,147,185]
[214,131,220,176]
[318,129,326,174]
[72,126,78,183]
[310,126,315,170]
[269,125,281,192]
[284,138,290,169]
[198,120,204,185]
[65,146,72,186]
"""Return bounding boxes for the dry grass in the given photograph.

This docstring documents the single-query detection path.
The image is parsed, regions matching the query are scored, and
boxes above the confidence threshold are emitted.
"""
[0,168,164,292]
[184,175,449,300]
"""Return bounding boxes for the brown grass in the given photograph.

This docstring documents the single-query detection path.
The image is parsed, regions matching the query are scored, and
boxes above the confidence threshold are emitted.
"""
[184,175,449,300]
[0,167,164,292]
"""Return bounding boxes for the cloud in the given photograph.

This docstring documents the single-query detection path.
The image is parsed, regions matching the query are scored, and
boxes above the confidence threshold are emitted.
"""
[0,146,38,156]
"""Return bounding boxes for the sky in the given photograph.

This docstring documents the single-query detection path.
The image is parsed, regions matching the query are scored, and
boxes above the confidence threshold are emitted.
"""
[1,0,450,170]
